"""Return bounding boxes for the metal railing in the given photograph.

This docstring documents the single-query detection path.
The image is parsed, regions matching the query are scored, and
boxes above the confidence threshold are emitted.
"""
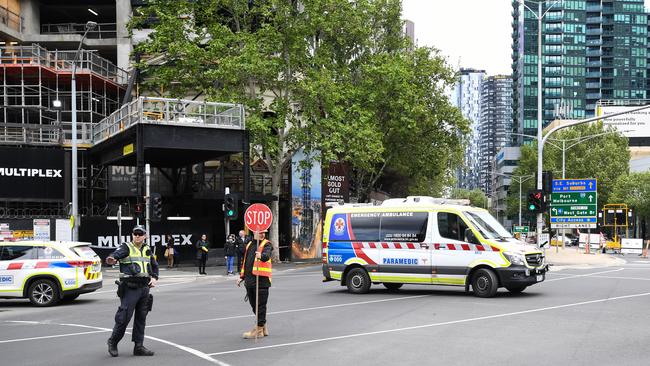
[41,22,117,39]
[61,122,93,144]
[92,97,245,144]
[0,44,128,84]
[0,5,22,32]
[0,123,61,145]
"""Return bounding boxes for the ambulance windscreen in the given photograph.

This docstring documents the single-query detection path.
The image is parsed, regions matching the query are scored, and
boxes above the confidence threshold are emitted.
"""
[464,211,512,240]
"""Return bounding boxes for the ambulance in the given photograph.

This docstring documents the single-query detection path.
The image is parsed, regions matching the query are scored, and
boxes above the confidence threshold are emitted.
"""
[322,197,548,297]
[0,241,103,306]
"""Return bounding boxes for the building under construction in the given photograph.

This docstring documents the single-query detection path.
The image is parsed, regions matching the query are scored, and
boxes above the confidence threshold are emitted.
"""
[0,1,295,260]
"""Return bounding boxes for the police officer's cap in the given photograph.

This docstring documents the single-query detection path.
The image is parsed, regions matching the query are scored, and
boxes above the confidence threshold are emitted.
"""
[132,225,147,235]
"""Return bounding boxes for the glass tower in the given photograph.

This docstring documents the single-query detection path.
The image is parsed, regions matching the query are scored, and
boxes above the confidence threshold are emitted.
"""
[512,0,648,144]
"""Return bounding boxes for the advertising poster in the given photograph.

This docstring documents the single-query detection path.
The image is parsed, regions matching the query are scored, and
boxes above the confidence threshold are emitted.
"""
[323,161,349,204]
[0,147,65,201]
[291,149,322,260]
[33,219,50,240]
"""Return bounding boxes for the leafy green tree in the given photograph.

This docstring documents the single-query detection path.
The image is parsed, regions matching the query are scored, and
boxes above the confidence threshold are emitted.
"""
[507,123,629,219]
[131,0,468,257]
[450,188,488,209]
[610,172,650,238]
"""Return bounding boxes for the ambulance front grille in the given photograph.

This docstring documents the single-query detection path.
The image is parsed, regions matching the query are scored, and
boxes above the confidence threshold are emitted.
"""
[525,253,544,266]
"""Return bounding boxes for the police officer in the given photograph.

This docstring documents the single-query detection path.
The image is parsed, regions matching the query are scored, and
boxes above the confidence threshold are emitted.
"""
[106,225,159,357]
[237,230,273,339]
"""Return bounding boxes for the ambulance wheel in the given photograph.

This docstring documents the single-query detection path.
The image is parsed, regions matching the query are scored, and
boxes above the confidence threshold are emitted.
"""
[383,283,403,291]
[28,279,60,307]
[505,285,527,294]
[471,269,498,298]
[346,268,371,294]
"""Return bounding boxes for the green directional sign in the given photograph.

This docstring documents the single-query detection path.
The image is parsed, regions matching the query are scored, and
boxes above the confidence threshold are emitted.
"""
[513,225,529,233]
[550,206,597,217]
[550,192,597,205]
[550,179,598,229]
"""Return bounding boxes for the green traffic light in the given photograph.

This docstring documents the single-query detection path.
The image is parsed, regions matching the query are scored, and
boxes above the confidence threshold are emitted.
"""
[228,210,234,216]
[529,204,536,211]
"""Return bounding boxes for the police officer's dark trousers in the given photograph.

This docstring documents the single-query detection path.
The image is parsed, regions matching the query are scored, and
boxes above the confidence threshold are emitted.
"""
[246,286,269,326]
[110,284,150,344]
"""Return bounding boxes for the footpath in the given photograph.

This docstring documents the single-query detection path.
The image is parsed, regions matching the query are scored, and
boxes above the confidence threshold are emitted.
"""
[544,246,634,270]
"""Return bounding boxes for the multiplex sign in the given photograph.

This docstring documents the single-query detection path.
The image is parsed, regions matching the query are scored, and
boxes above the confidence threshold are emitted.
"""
[0,147,65,201]
[93,233,194,249]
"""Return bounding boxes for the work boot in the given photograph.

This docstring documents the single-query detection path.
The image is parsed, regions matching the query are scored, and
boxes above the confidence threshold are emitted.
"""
[107,339,118,357]
[133,344,154,356]
[242,326,264,339]
[263,325,269,336]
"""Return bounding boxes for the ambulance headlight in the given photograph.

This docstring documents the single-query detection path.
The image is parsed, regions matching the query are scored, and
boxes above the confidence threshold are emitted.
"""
[504,251,526,266]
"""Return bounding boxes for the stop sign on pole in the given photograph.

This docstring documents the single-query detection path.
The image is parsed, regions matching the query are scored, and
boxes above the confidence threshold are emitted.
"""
[245,203,273,233]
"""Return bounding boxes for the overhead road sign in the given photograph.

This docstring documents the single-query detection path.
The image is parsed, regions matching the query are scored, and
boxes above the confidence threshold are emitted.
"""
[550,179,597,229]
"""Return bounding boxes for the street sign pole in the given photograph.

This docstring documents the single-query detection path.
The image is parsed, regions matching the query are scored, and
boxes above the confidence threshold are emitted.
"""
[117,205,122,245]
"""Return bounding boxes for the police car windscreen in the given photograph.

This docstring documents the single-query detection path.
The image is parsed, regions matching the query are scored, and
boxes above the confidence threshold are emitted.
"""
[72,245,99,258]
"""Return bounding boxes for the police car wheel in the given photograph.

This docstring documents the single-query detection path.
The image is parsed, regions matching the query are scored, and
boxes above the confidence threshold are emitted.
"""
[505,285,527,294]
[346,268,371,294]
[28,279,60,307]
[471,269,498,298]
[383,283,403,291]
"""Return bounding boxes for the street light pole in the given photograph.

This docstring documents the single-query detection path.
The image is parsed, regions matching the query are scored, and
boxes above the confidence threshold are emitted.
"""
[493,172,534,227]
[70,21,97,241]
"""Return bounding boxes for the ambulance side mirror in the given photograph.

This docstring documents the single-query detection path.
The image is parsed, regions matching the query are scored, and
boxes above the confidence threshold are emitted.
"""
[464,228,479,244]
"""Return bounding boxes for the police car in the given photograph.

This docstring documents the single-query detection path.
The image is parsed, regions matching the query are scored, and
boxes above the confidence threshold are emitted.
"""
[0,241,103,306]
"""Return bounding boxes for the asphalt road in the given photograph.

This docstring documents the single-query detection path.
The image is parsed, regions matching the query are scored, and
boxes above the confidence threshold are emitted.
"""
[2,260,650,366]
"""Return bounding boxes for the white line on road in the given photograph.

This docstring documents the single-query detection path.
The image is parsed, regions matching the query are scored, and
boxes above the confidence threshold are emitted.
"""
[147,294,431,328]
[1,321,230,366]
[545,268,624,282]
[89,279,197,295]
[591,275,650,281]
[207,290,650,356]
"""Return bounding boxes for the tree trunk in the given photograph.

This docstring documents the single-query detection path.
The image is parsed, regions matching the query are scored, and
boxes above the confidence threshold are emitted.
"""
[269,163,283,262]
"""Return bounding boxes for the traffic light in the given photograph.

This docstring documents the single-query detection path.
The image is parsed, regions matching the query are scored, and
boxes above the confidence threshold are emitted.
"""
[151,193,162,221]
[224,193,238,220]
[527,190,545,213]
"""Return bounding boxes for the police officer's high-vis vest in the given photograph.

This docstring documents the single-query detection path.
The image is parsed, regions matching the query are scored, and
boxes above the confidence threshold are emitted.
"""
[241,239,272,279]
[120,243,152,278]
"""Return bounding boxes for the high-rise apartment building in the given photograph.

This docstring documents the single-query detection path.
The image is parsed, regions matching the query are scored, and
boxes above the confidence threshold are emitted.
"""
[512,0,648,144]
[479,75,513,193]
[452,68,486,190]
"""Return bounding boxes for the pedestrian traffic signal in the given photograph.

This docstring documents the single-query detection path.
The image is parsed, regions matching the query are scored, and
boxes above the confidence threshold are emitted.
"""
[527,190,545,213]
[224,194,238,220]
[151,193,163,221]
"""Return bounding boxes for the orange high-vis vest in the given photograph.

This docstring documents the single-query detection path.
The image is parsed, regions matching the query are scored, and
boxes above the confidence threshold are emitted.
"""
[240,239,272,279]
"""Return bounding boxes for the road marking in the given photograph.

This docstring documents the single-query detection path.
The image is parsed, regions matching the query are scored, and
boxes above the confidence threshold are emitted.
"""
[1,321,231,366]
[207,290,650,356]
[545,268,624,282]
[89,279,196,295]
[591,275,650,281]
[147,294,431,328]
[0,328,106,344]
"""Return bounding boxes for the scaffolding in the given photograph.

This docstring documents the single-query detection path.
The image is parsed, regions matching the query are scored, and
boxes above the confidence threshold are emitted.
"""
[0,44,127,146]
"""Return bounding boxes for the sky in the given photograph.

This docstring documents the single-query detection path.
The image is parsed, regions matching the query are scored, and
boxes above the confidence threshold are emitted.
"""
[401,0,650,76]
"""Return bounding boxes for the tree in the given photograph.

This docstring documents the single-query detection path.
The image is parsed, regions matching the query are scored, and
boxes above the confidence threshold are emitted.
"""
[610,172,650,238]
[450,188,487,209]
[131,0,468,259]
[507,123,629,219]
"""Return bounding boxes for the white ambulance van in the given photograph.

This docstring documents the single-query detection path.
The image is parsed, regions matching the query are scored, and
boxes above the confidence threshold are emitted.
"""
[322,197,548,297]
[0,241,102,306]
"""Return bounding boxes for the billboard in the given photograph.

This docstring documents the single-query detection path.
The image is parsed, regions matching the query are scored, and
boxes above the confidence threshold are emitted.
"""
[597,105,650,138]
[0,147,65,201]
[290,149,322,260]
